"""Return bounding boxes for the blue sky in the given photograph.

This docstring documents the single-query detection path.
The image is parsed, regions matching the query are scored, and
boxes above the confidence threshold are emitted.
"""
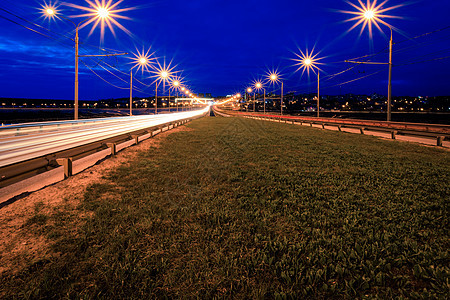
[0,0,449,99]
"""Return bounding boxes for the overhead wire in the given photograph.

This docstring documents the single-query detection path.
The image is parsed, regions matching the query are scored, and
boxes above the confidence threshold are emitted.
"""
[80,59,146,93]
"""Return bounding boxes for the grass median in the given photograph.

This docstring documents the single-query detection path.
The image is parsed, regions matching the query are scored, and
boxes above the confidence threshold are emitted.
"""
[1,116,449,298]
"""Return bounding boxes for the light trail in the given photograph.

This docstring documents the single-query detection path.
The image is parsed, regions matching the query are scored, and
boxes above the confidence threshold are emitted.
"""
[0,107,209,168]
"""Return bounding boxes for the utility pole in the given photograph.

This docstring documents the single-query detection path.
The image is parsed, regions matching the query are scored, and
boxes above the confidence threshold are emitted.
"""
[317,71,320,118]
[75,29,127,120]
[129,71,133,116]
[280,81,284,115]
[345,27,393,122]
[387,29,393,121]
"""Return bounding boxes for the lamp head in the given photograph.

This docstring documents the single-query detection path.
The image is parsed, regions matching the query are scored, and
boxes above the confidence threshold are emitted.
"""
[97,7,110,19]
[139,57,147,65]
[364,9,375,20]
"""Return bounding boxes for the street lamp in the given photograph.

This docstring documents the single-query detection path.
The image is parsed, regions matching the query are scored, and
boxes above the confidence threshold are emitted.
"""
[254,81,265,114]
[150,59,176,114]
[267,71,283,115]
[43,1,129,120]
[130,48,154,115]
[293,48,324,117]
[180,87,186,110]
[342,0,400,121]
[171,79,181,111]
[246,87,253,112]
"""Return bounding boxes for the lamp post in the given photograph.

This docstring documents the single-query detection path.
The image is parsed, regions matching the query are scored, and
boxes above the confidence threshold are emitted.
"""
[172,80,180,111]
[343,1,399,121]
[301,56,322,117]
[181,87,186,111]
[130,55,152,116]
[268,72,283,115]
[44,3,128,120]
[154,70,170,114]
[185,90,190,110]
[155,81,158,114]
[255,82,265,114]
[247,87,253,112]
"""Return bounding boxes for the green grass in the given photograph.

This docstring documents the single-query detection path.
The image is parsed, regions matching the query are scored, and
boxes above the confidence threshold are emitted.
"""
[1,116,449,299]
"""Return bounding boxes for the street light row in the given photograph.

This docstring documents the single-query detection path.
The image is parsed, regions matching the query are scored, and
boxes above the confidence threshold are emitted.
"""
[229,0,399,121]
[43,1,204,119]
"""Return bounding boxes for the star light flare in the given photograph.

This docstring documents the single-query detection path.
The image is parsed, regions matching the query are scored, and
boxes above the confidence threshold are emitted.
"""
[130,47,155,74]
[41,1,60,21]
[266,69,282,86]
[150,58,179,89]
[66,0,134,39]
[341,0,403,38]
[292,47,324,77]
[170,75,184,92]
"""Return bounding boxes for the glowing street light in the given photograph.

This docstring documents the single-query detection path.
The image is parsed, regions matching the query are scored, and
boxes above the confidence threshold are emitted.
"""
[267,71,283,115]
[246,87,255,112]
[254,81,265,114]
[43,1,130,120]
[342,0,402,121]
[171,78,182,111]
[150,59,176,114]
[129,47,154,115]
[293,48,324,117]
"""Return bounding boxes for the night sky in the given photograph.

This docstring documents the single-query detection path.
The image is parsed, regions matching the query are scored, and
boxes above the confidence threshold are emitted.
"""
[0,0,449,100]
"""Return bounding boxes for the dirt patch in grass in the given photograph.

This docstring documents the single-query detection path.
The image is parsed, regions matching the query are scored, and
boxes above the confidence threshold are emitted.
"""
[0,126,191,276]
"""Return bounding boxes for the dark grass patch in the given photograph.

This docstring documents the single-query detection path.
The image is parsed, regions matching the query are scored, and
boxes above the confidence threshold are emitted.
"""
[1,117,449,298]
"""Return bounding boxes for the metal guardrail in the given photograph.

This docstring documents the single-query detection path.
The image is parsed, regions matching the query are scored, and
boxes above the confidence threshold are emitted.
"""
[0,108,209,188]
[213,107,449,147]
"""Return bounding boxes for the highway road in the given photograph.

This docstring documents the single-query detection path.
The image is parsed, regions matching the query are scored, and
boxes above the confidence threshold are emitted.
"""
[0,107,209,168]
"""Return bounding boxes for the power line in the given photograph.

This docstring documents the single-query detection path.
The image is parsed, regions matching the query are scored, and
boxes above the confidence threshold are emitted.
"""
[80,59,145,93]
[396,55,450,67]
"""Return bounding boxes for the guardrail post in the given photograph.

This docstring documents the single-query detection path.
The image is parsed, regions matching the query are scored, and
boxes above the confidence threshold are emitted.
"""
[337,125,342,131]
[360,128,365,134]
[322,124,325,129]
[56,158,73,179]
[131,135,139,144]
[437,136,444,147]
[107,143,116,156]
[310,123,313,127]
[391,131,397,140]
